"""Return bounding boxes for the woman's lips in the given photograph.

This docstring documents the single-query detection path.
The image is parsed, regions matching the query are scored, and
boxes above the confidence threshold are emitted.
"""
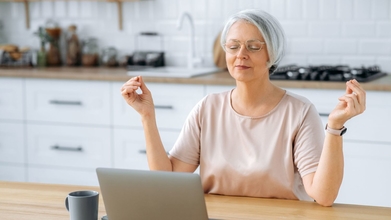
[235,65,250,70]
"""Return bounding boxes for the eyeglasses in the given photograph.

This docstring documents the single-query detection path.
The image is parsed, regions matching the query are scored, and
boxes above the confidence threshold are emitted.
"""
[224,39,266,55]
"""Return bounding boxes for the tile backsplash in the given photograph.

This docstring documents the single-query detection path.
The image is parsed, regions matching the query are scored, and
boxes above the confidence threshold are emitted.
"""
[0,0,390,72]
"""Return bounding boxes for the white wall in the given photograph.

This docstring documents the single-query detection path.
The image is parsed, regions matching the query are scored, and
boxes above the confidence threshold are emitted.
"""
[0,0,390,72]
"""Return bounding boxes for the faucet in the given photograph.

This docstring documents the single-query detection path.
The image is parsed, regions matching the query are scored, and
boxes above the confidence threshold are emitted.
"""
[177,12,202,69]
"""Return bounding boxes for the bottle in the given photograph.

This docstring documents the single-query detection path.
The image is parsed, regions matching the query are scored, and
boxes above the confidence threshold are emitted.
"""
[82,38,99,66]
[66,25,81,66]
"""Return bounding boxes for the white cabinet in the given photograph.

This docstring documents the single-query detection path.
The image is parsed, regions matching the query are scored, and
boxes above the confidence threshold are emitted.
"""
[113,128,179,170]
[25,78,111,126]
[0,78,24,121]
[286,88,391,207]
[113,82,205,129]
[338,141,391,207]
[22,79,112,186]
[0,78,26,181]
[112,82,204,170]
[28,167,99,186]
[27,124,111,169]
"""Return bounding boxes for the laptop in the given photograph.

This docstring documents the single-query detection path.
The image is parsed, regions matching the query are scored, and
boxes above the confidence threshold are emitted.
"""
[96,168,213,220]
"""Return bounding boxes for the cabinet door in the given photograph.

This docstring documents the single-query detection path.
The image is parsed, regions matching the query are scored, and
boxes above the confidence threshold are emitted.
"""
[336,141,391,207]
[113,128,179,170]
[0,77,24,120]
[285,89,391,143]
[28,167,98,186]
[0,164,26,182]
[25,78,111,125]
[0,122,25,164]
[27,124,111,169]
[113,82,204,129]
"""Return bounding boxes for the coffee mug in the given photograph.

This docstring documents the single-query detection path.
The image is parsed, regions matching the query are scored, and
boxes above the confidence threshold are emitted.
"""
[65,190,99,220]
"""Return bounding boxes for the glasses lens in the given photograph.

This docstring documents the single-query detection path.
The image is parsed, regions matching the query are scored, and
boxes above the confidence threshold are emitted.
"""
[246,40,263,52]
[224,40,264,54]
[224,40,241,54]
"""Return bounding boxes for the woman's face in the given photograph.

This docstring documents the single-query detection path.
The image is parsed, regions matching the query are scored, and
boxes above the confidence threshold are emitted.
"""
[225,20,270,83]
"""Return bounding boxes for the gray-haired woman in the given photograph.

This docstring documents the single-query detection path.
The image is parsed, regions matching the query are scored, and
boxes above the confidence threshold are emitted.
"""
[121,9,366,206]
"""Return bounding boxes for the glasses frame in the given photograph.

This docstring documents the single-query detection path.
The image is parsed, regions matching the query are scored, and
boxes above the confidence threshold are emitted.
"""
[223,39,266,55]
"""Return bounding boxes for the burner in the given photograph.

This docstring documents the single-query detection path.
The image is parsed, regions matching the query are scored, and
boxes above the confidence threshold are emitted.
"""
[271,65,387,82]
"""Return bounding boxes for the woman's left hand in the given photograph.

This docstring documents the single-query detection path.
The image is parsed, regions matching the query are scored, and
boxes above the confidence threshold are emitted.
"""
[328,79,366,129]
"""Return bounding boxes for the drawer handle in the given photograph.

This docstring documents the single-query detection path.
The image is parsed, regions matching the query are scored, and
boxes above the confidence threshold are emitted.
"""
[49,100,82,106]
[154,105,173,109]
[51,145,83,152]
[138,149,169,155]
[319,113,329,117]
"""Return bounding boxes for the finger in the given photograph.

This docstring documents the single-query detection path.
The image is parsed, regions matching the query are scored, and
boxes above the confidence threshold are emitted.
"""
[121,77,141,91]
[346,80,366,109]
[345,80,353,95]
[138,76,151,94]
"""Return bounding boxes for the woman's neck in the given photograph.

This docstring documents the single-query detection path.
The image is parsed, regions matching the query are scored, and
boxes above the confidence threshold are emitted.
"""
[231,80,285,117]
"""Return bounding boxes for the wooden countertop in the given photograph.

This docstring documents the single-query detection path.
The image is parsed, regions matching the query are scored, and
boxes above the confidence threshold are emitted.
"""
[1,181,391,219]
[1,67,391,91]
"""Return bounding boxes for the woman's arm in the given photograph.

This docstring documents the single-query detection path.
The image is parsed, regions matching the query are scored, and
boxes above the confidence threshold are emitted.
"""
[121,76,197,172]
[302,79,366,206]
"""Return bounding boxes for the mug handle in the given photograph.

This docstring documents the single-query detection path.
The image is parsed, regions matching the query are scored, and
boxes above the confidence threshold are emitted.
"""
[65,196,69,211]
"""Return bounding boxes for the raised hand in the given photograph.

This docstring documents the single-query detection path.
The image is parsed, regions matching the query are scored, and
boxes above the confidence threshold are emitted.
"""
[328,79,366,129]
[120,76,155,117]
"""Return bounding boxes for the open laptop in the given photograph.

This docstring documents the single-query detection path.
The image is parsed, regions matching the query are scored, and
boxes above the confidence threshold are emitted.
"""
[96,168,214,220]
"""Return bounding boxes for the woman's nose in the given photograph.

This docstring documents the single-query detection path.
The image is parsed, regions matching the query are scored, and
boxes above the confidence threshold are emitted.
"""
[236,46,249,59]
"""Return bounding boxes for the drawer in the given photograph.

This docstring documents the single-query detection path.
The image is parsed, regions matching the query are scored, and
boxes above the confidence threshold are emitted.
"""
[27,124,111,169]
[336,141,391,207]
[113,82,204,129]
[0,122,25,164]
[28,166,99,186]
[113,128,179,170]
[25,78,111,125]
[0,163,26,182]
[0,77,24,121]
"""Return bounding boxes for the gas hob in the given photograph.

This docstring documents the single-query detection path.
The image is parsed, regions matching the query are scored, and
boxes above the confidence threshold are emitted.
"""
[271,65,387,82]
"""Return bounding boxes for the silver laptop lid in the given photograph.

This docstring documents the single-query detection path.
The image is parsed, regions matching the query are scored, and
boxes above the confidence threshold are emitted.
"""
[96,168,209,220]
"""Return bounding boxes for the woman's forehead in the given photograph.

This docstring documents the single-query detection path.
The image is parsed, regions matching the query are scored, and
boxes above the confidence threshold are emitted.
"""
[227,20,264,41]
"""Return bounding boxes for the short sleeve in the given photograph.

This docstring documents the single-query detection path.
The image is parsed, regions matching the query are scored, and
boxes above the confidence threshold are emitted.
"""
[168,98,204,165]
[293,103,324,178]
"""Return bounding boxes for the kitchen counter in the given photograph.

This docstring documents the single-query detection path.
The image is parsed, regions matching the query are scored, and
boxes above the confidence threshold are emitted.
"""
[1,67,391,91]
[1,181,391,220]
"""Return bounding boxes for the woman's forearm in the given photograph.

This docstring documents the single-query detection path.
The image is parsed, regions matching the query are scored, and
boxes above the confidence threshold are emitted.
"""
[141,114,173,171]
[307,133,344,206]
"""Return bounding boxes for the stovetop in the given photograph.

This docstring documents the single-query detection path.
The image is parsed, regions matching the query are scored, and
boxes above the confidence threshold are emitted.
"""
[271,65,387,82]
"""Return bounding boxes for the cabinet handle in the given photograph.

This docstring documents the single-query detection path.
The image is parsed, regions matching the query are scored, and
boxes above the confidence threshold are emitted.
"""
[154,105,173,109]
[51,145,83,152]
[49,100,82,106]
[319,113,329,117]
[138,149,169,155]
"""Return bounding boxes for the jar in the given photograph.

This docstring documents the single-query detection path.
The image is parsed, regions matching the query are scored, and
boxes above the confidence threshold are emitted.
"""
[101,47,118,67]
[82,38,99,66]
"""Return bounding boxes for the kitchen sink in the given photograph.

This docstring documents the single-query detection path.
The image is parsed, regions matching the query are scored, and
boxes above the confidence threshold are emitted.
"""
[127,66,221,78]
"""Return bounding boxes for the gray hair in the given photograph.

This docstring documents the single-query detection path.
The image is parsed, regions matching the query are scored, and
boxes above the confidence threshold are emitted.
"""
[220,9,286,74]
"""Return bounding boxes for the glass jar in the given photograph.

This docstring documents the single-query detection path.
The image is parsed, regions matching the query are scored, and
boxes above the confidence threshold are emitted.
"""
[82,38,99,66]
[101,47,118,67]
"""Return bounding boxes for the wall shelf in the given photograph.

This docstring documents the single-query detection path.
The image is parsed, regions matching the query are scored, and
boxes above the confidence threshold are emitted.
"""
[0,0,144,30]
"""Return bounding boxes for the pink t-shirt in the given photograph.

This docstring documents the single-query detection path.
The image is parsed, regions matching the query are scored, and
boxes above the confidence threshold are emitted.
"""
[169,89,324,201]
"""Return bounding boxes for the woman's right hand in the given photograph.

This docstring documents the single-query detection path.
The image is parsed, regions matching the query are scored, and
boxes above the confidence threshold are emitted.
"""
[121,76,155,117]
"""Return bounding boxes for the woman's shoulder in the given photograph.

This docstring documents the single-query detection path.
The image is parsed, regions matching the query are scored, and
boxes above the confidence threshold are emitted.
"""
[202,89,231,104]
[284,90,314,106]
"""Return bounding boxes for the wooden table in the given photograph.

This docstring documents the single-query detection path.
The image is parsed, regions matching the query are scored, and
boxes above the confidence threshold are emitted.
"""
[1,181,390,220]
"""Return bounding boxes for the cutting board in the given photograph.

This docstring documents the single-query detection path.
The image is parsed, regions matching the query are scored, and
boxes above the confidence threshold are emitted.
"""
[213,31,227,70]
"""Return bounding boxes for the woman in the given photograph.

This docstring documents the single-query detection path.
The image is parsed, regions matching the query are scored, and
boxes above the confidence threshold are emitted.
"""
[121,9,366,206]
